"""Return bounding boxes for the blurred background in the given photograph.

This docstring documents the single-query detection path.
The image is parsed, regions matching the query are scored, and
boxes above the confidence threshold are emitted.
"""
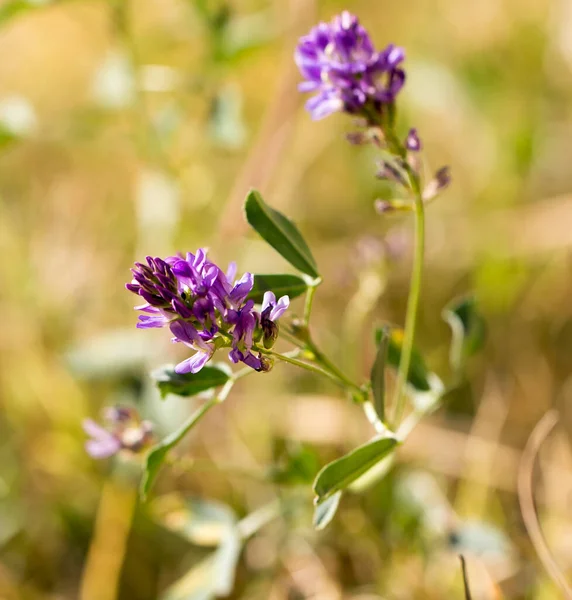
[1,0,572,598]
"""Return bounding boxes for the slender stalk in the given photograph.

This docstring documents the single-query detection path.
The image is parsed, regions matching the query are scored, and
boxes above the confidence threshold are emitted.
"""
[156,378,236,454]
[303,280,321,324]
[518,410,572,599]
[392,178,425,427]
[263,349,348,388]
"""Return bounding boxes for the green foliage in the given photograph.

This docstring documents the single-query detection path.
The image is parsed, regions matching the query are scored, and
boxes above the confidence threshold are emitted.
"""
[248,274,307,304]
[313,491,342,530]
[141,399,219,500]
[268,442,319,485]
[376,327,431,392]
[442,296,486,374]
[152,364,231,399]
[313,435,398,503]
[244,189,319,279]
[156,497,241,600]
[370,326,389,421]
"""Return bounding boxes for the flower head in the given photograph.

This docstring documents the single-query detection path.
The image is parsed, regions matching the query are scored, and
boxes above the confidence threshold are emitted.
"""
[83,406,153,459]
[126,249,290,373]
[295,11,405,120]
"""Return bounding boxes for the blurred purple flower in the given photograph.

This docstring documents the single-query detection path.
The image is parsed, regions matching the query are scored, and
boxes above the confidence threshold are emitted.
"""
[83,406,153,459]
[295,11,405,120]
[83,419,121,459]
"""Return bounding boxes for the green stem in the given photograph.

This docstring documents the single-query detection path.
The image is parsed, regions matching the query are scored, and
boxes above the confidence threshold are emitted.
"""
[303,280,321,324]
[262,349,348,388]
[392,175,425,427]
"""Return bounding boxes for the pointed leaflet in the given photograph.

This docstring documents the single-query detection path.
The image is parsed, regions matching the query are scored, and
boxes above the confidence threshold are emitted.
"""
[244,189,319,278]
[370,326,389,421]
[442,296,486,373]
[152,364,230,399]
[376,326,431,392]
[313,435,398,502]
[247,274,307,304]
[313,491,342,530]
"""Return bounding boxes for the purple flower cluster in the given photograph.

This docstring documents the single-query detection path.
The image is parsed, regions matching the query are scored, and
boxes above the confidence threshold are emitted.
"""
[83,406,153,459]
[126,250,289,374]
[295,11,405,120]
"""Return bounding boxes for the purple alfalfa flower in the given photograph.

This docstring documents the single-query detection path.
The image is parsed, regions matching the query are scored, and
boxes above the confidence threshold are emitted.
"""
[261,292,290,321]
[83,406,154,459]
[295,11,405,121]
[260,292,290,349]
[229,347,263,371]
[83,419,121,459]
[226,299,261,370]
[168,249,217,297]
[127,256,185,328]
[169,320,215,374]
[127,249,289,374]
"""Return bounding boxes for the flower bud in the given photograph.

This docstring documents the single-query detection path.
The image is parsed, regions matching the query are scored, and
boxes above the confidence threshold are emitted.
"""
[405,128,422,151]
[375,199,411,214]
[375,160,408,186]
[262,319,279,349]
[258,355,274,372]
[423,166,451,201]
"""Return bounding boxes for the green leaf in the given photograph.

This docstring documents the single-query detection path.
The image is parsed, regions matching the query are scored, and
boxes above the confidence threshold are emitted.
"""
[376,327,431,392]
[152,364,230,399]
[313,491,342,530]
[141,399,218,500]
[247,274,307,304]
[370,326,389,421]
[155,497,241,600]
[313,435,398,502]
[244,189,319,278]
[442,296,486,373]
[268,443,319,485]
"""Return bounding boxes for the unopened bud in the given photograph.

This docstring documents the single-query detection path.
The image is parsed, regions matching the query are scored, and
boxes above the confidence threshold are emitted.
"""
[405,128,422,151]
[375,160,407,186]
[259,354,274,372]
[375,199,411,214]
[423,166,451,201]
[262,319,279,349]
